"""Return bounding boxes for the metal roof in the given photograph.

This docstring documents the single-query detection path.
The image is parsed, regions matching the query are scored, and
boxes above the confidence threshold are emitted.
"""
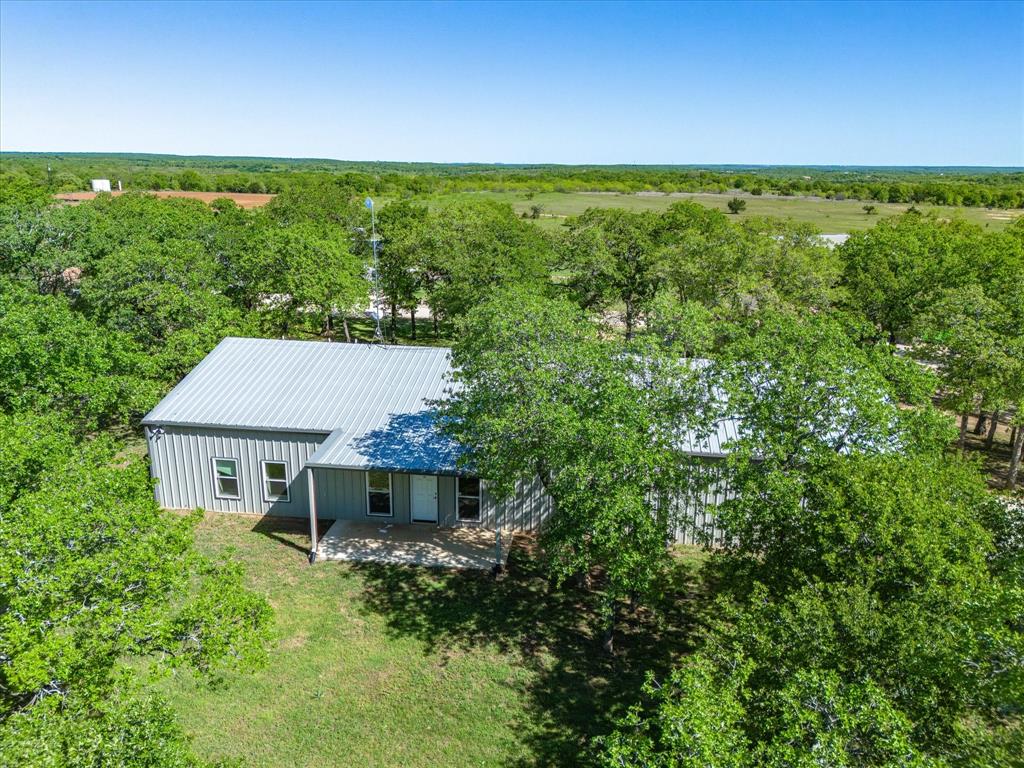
[145,337,742,473]
[306,417,464,473]
[675,416,741,459]
[144,335,453,428]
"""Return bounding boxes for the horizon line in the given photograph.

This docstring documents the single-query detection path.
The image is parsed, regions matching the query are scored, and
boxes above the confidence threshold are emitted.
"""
[1,150,1021,172]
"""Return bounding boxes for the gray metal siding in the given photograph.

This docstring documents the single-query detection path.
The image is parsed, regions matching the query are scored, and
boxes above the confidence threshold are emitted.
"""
[311,470,554,533]
[148,423,727,543]
[312,468,413,524]
[670,461,733,545]
[310,467,366,520]
[148,426,327,517]
[439,475,457,527]
[480,476,553,532]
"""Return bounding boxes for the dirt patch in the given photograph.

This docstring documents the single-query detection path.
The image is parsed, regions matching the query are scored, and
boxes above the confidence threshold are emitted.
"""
[54,190,275,208]
[280,632,308,650]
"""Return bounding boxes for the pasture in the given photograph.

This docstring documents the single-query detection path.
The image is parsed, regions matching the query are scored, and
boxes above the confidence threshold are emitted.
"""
[431,190,1021,233]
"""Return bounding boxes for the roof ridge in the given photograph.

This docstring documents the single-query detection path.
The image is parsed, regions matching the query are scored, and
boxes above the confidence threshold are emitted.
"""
[221,336,452,353]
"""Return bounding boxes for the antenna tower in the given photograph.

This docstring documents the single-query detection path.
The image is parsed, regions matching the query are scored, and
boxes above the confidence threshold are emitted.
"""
[365,197,383,340]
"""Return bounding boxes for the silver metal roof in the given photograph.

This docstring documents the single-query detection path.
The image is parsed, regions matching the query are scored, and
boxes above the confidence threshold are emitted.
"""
[675,416,741,459]
[145,335,451,426]
[145,337,741,472]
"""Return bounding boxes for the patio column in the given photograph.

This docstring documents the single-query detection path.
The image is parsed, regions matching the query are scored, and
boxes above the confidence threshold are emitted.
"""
[307,467,319,562]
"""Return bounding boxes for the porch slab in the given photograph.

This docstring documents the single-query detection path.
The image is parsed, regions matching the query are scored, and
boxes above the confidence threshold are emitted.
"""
[317,519,511,570]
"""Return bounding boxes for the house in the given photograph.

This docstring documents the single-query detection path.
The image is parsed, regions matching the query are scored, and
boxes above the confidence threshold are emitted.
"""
[144,337,731,562]
[143,338,554,561]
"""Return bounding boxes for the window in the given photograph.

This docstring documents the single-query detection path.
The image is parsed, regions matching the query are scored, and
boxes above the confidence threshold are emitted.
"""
[366,470,393,517]
[213,458,240,499]
[261,460,290,502]
[457,476,481,522]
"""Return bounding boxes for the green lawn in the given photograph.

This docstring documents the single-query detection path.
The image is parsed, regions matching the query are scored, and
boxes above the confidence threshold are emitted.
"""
[346,315,457,347]
[157,514,710,767]
[430,190,1021,233]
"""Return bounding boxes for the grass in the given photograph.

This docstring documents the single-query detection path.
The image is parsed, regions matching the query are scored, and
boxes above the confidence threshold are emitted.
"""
[429,190,1021,233]
[959,412,1023,497]
[157,514,710,767]
[346,315,457,347]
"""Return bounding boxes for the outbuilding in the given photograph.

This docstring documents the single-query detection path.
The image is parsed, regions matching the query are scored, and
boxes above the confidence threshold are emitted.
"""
[143,338,553,562]
[144,337,730,564]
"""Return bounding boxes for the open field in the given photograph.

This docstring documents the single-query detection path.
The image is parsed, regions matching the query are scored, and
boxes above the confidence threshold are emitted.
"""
[44,186,1021,233]
[431,190,1022,233]
[53,190,276,208]
[155,513,709,767]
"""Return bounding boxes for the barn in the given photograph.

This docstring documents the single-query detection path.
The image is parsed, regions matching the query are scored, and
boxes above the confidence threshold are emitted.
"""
[144,337,729,563]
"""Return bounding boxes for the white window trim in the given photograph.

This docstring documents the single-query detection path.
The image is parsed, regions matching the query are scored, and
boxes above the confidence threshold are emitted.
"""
[365,471,393,517]
[457,476,482,523]
[260,459,290,503]
[212,457,241,501]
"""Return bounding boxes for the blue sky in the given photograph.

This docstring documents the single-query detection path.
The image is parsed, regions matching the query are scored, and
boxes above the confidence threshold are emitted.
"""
[1,0,1021,166]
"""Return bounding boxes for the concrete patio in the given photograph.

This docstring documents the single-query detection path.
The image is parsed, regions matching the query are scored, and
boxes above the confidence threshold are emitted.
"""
[317,519,512,570]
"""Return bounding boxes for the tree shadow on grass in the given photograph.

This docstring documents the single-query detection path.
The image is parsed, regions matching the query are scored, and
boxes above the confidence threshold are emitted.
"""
[250,515,333,555]
[352,539,713,767]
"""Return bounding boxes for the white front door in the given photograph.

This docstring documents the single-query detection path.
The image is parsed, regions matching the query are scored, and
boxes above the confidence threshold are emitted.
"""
[410,474,438,523]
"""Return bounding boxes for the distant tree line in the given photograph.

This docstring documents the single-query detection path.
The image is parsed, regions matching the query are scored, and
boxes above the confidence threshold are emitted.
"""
[3,152,1023,208]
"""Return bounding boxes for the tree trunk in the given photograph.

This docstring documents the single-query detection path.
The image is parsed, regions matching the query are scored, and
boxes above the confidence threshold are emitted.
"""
[576,569,593,590]
[433,312,438,338]
[985,410,1000,450]
[602,599,617,655]
[390,303,398,343]
[410,307,417,340]
[324,313,334,340]
[974,411,987,435]
[958,413,969,454]
[1007,422,1023,491]
[342,316,351,343]
[624,300,634,341]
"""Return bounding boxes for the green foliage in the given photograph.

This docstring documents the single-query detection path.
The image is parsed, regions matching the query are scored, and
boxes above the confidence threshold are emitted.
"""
[0,419,271,765]
[251,223,368,337]
[727,197,747,214]
[0,412,76,509]
[603,654,938,768]
[561,208,664,338]
[79,239,253,378]
[444,287,708,648]
[915,284,1018,417]
[644,294,718,357]
[0,282,162,431]
[605,304,1022,765]
[605,450,1021,765]
[265,176,364,228]
[0,188,277,762]
[600,655,751,768]
[655,202,839,319]
[838,215,983,341]
[375,200,432,338]
[425,200,553,321]
[1,681,208,768]
[8,153,1020,208]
